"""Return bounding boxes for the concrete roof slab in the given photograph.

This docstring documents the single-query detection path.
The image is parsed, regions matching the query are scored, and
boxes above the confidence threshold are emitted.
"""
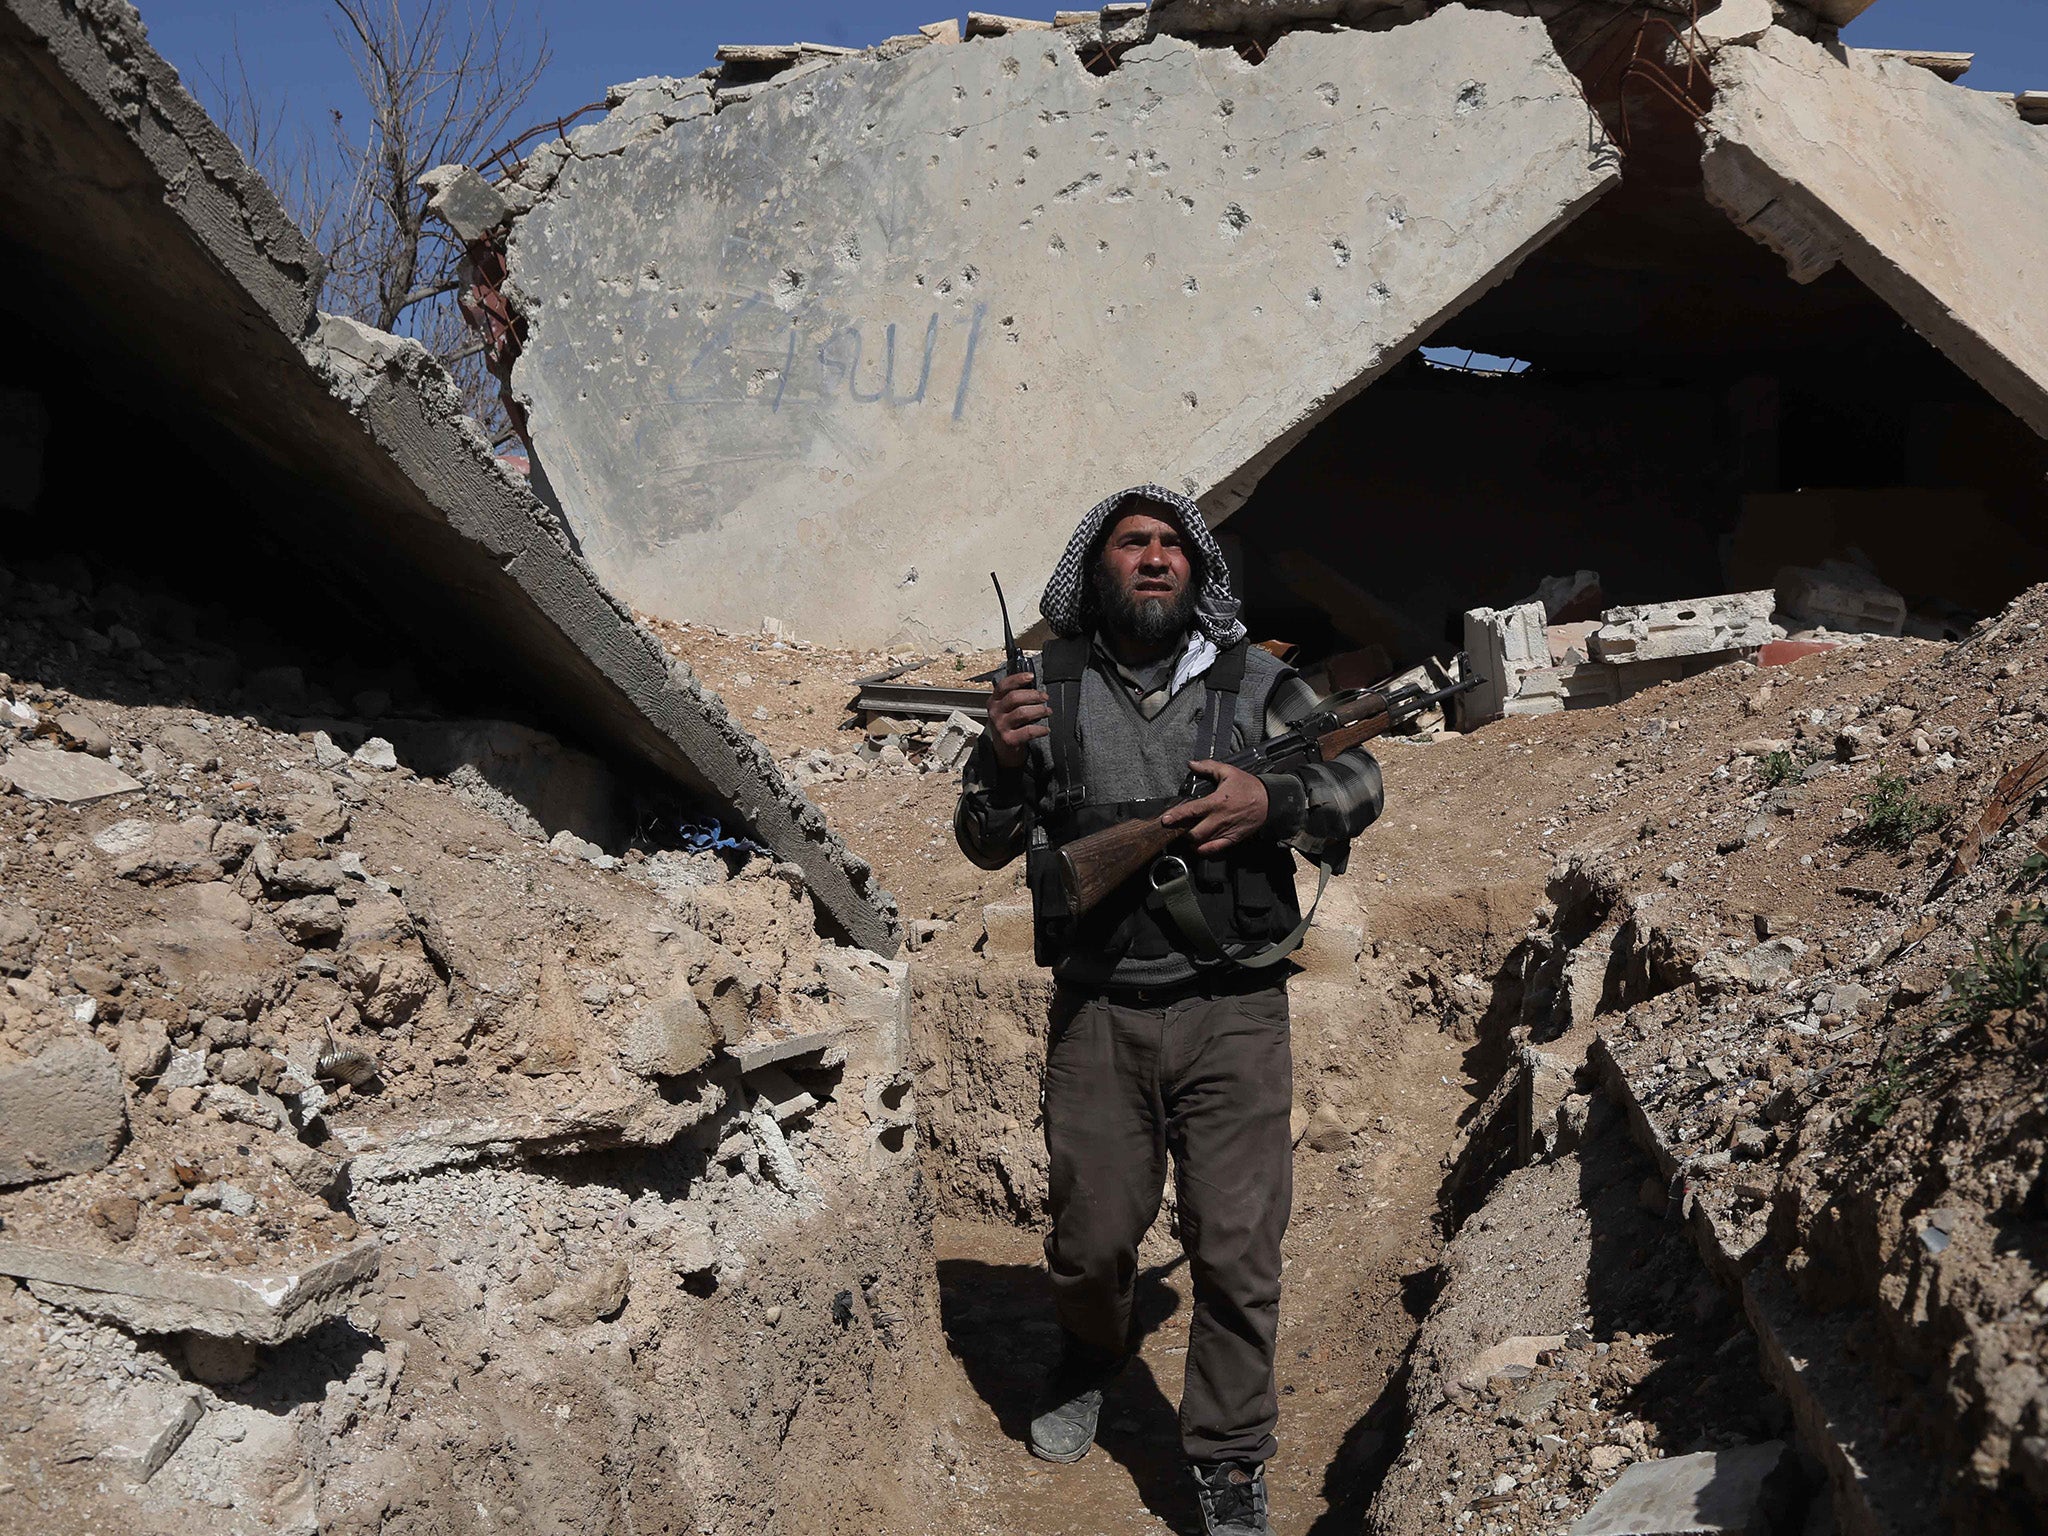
[0,0,898,952]
[504,6,1620,648]
[1705,32,2048,440]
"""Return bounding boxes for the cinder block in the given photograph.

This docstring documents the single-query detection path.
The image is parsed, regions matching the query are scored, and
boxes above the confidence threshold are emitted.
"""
[982,903,1036,958]
[0,1036,125,1187]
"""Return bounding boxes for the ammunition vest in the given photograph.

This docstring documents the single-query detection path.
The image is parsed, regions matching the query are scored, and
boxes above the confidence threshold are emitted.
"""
[1023,636,1302,978]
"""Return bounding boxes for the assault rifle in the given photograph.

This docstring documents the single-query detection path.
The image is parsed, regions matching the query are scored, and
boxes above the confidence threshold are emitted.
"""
[1056,669,1482,917]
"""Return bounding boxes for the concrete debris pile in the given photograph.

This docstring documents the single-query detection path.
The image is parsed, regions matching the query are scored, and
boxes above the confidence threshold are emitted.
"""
[0,549,930,1524]
[1382,583,2048,1535]
[0,0,896,955]
[1459,562,1935,726]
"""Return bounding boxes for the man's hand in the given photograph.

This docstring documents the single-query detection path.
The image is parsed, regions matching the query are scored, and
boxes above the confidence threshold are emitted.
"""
[1160,760,1269,855]
[987,670,1050,770]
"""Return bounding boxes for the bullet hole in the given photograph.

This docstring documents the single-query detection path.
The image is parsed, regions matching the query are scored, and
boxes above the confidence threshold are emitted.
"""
[1456,80,1487,114]
[1304,145,1326,160]
[1183,276,1198,295]
[1095,240,1108,254]
[1218,202,1250,239]
[1106,187,1133,203]
[1048,234,1066,255]
[1217,98,1235,118]
[1306,287,1323,307]
[770,268,805,311]
[1001,55,1020,77]
[1182,391,1198,410]
[1025,145,1039,159]
[1317,82,1339,106]
[1387,204,1409,229]
[1177,194,1195,214]
[1332,239,1351,267]
[745,368,780,397]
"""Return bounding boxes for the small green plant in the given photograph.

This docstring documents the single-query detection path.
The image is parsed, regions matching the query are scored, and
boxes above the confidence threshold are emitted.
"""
[1853,1046,1915,1130]
[2017,850,2048,891]
[1760,749,1801,789]
[1850,773,1953,852]
[1943,901,2048,1026]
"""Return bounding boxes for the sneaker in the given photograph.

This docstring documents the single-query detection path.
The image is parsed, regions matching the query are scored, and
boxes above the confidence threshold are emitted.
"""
[1027,1335,1126,1464]
[1189,1459,1271,1536]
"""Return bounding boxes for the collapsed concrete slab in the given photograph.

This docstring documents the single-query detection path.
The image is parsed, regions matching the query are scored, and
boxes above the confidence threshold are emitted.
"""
[0,0,896,953]
[0,1236,380,1344]
[1704,32,2048,440]
[499,6,1618,648]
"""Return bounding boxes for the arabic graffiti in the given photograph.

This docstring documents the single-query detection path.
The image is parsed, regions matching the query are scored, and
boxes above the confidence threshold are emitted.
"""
[675,296,986,420]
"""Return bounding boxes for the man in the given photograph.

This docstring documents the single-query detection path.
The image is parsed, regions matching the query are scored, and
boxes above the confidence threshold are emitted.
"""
[954,485,1384,1536]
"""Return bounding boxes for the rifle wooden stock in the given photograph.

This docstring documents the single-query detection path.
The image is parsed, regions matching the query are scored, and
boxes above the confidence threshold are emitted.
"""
[1057,814,1184,916]
[1053,681,1445,918]
[1319,711,1392,760]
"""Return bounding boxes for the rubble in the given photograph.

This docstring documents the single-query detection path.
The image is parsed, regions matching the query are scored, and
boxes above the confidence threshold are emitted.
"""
[0,0,897,952]
[1776,559,1908,637]
[1588,593,1780,664]
[0,1036,127,1187]
[1569,1442,1788,1535]
[0,1237,380,1344]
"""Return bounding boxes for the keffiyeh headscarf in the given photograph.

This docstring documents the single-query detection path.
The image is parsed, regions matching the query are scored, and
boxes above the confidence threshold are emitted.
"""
[1037,485,1247,647]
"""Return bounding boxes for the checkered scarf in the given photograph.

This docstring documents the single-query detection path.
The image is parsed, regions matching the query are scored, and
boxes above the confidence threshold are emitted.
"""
[1037,485,1246,646]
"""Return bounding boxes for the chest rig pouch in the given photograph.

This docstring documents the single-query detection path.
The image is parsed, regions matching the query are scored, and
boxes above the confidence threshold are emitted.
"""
[1023,637,1304,971]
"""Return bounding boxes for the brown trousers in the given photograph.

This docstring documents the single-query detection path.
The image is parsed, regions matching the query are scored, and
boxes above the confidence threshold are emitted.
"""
[1042,979,1294,1465]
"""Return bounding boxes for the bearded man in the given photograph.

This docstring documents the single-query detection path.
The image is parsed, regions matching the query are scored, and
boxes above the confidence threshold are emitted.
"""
[953,485,1385,1536]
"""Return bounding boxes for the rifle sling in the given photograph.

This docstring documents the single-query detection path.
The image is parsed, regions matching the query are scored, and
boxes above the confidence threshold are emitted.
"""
[1152,857,1331,971]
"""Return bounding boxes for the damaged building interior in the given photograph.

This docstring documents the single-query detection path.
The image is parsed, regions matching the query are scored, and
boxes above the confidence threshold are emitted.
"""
[2,0,2047,1534]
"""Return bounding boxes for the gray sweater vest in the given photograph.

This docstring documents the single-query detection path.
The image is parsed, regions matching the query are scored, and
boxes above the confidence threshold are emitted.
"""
[1053,645,1293,989]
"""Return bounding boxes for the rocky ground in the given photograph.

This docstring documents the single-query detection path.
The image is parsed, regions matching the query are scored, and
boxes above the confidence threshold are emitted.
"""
[5,561,2043,1536]
[650,595,2048,1533]
[0,553,937,1535]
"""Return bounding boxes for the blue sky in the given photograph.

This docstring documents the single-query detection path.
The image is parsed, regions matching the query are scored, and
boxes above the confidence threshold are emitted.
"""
[139,0,2046,163]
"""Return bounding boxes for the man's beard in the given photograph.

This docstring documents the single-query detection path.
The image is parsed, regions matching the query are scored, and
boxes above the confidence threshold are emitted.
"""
[1091,560,1198,646]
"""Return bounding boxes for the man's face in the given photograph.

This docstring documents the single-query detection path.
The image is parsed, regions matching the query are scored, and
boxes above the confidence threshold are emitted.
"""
[1092,508,1197,644]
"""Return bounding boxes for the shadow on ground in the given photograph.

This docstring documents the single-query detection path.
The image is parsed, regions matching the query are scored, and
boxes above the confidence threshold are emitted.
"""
[939,1253,1202,1532]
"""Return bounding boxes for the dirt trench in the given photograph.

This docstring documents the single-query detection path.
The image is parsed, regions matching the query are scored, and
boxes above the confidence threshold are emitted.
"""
[898,772,1551,1534]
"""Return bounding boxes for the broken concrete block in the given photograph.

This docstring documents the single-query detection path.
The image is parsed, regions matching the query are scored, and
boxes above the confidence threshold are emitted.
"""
[1568,1440,1786,1535]
[536,1258,630,1327]
[917,18,961,41]
[982,902,1036,959]
[929,710,984,772]
[111,816,224,885]
[745,1062,818,1123]
[1462,603,1550,724]
[0,1036,126,1187]
[1589,592,1780,664]
[1522,570,1605,625]
[965,11,1054,35]
[729,1019,850,1075]
[1,745,140,804]
[1694,0,1773,49]
[1457,1334,1566,1391]
[87,1382,203,1483]
[0,1237,380,1343]
[417,163,509,244]
[1776,560,1906,637]
[618,992,717,1077]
